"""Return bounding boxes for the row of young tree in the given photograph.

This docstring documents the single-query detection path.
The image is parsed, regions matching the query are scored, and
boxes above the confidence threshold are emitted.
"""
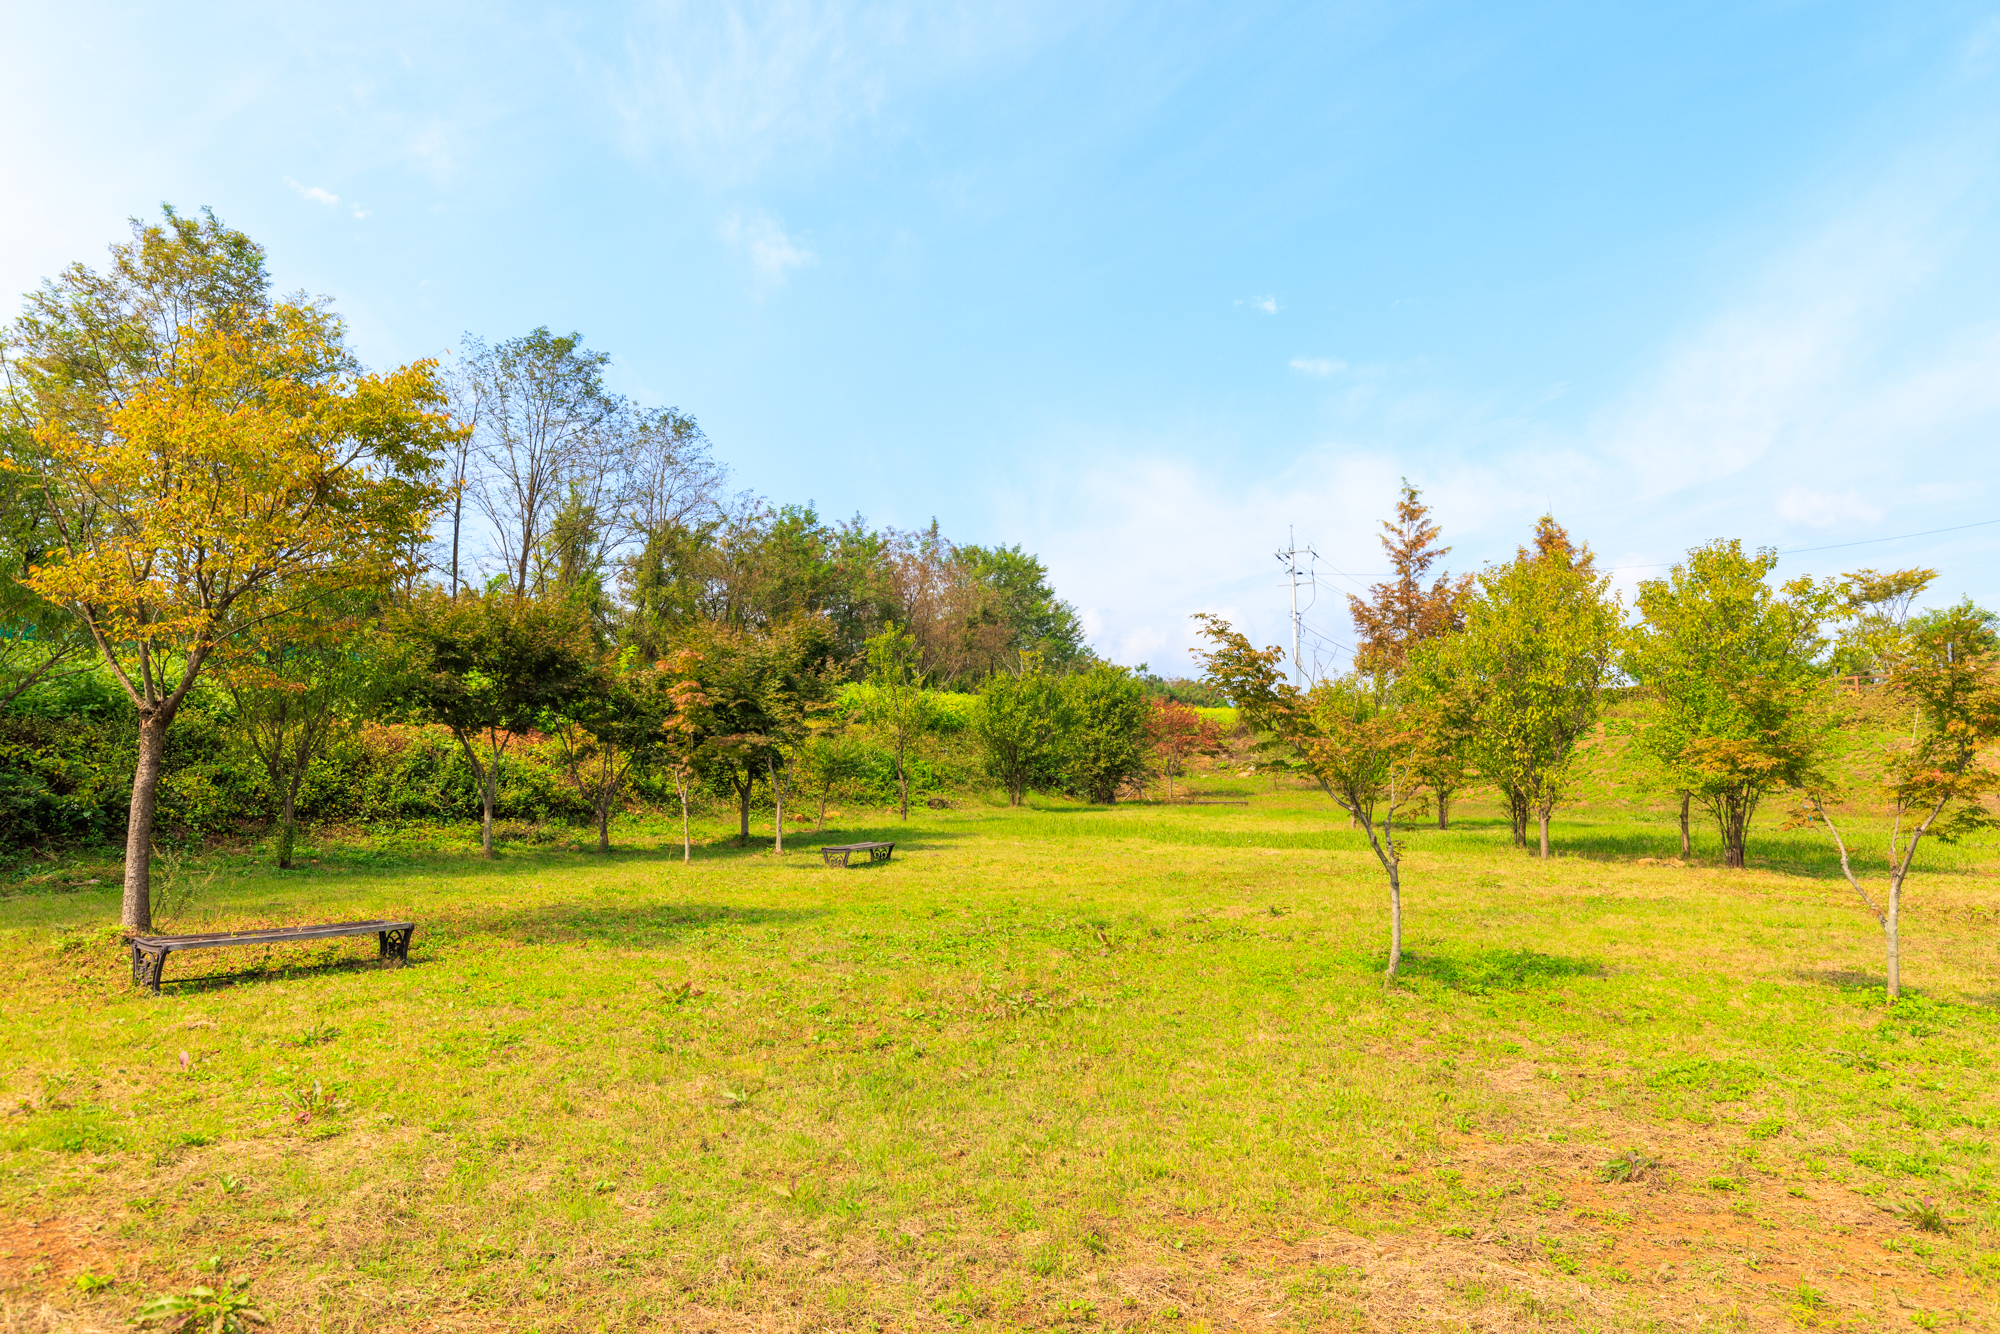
[1197,484,2000,999]
[0,207,1100,932]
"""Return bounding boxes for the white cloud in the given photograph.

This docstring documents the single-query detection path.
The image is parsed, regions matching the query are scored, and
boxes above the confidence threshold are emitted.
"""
[988,431,1557,673]
[283,177,340,206]
[992,128,2000,668]
[718,209,815,285]
[1239,295,1278,314]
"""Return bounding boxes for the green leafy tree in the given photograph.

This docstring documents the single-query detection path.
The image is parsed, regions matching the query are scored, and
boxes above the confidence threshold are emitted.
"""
[1433,517,1620,858]
[217,587,386,869]
[975,662,1068,806]
[1057,662,1150,803]
[862,623,936,819]
[387,589,596,858]
[795,727,873,830]
[7,209,452,928]
[1794,607,2000,999]
[959,542,1090,673]
[462,328,622,599]
[1832,567,1938,679]
[0,442,92,708]
[547,652,669,852]
[1196,615,1421,978]
[1624,541,1835,867]
[677,616,840,846]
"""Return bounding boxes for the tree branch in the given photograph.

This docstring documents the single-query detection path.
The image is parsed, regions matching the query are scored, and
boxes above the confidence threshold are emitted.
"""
[1807,795,1882,924]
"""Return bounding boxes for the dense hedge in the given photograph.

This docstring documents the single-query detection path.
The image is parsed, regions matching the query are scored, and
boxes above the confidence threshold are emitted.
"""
[0,671,993,851]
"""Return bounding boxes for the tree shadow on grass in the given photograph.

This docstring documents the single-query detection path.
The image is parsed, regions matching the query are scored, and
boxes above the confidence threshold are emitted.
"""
[154,950,416,997]
[1793,967,1888,996]
[149,902,825,992]
[456,900,824,948]
[1361,946,1606,995]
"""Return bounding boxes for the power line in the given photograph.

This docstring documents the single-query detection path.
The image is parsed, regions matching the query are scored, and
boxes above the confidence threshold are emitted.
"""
[1290,517,2000,579]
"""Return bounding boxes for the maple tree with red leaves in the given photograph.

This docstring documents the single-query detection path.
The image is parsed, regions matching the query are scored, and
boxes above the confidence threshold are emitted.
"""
[1143,697,1225,800]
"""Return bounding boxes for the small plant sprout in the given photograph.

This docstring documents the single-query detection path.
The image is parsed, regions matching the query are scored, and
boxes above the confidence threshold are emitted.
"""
[133,1276,267,1332]
[655,980,704,1005]
[1905,1198,1951,1234]
[1598,1149,1658,1183]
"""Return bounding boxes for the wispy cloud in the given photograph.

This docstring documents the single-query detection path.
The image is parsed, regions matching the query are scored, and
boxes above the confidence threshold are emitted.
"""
[719,209,815,285]
[1776,486,1882,529]
[598,2,1063,182]
[1289,356,1343,377]
[284,176,371,220]
[1598,137,1997,496]
[1238,295,1278,314]
[284,177,339,206]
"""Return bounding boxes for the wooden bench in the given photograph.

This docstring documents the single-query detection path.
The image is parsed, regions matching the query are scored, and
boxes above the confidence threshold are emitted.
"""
[820,841,894,868]
[128,920,415,994]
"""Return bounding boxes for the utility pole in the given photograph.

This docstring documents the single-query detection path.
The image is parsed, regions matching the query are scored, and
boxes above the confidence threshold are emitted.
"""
[1275,527,1312,687]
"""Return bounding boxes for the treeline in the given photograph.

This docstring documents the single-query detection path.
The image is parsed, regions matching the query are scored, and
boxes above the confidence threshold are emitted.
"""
[0,207,1173,932]
[1197,483,2000,999]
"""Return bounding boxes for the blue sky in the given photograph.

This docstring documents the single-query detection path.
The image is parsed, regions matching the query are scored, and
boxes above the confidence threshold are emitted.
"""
[7,1,2000,671]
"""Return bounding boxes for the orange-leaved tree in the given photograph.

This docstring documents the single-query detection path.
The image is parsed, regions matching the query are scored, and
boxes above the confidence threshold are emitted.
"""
[1346,481,1473,827]
[1195,614,1422,978]
[1143,696,1222,800]
[23,306,452,928]
[1793,606,2000,999]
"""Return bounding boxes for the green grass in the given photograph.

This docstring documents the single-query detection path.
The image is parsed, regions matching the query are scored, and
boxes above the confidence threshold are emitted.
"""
[4,777,2000,1331]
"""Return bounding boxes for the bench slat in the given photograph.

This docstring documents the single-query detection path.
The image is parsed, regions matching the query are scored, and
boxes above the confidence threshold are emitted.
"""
[130,920,414,949]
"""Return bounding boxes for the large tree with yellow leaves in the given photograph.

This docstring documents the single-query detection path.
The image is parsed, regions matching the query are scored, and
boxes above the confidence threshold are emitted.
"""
[6,209,453,928]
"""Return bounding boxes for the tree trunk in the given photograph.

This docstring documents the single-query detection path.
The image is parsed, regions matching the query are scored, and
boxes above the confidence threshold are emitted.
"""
[1436,789,1449,830]
[480,772,496,858]
[678,779,691,864]
[1385,861,1402,979]
[1538,806,1551,859]
[896,740,908,821]
[121,710,172,930]
[277,785,298,870]
[1886,872,1903,999]
[1508,788,1529,848]
[1679,791,1690,858]
[597,801,611,852]
[770,758,785,855]
[737,775,752,844]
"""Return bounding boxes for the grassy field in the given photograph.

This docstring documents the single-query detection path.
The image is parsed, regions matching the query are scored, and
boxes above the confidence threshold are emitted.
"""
[5,762,2000,1332]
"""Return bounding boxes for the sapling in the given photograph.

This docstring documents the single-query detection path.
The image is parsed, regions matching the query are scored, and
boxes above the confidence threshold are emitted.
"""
[1195,615,1422,977]
[1794,606,2000,999]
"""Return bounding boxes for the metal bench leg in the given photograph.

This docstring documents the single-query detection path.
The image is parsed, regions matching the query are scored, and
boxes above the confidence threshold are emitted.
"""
[134,947,166,995]
[380,926,413,965]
